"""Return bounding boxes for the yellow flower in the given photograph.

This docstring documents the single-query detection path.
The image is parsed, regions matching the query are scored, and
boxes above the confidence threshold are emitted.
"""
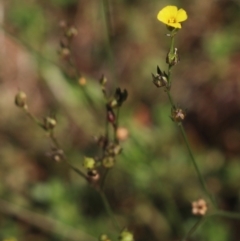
[157,5,187,29]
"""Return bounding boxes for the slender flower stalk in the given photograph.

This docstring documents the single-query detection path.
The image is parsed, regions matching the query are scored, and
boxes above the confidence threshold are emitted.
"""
[165,91,216,205]
[181,216,207,241]
[211,210,240,219]
[23,107,45,129]
[178,123,216,205]
[101,0,117,84]
[98,189,121,231]
[164,32,216,206]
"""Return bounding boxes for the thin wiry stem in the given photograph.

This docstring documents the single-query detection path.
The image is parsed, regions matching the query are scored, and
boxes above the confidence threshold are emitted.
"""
[102,0,114,40]
[178,122,216,205]
[98,189,121,231]
[101,0,118,87]
[23,107,45,129]
[100,168,110,190]
[165,35,216,207]
[22,106,88,181]
[212,210,240,220]
[181,216,207,241]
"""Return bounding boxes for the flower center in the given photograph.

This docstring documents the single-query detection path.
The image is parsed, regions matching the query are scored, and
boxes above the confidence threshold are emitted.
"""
[168,17,176,23]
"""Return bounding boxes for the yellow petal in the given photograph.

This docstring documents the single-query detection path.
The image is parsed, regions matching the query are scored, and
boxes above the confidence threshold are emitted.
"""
[164,5,178,16]
[157,5,178,23]
[176,9,188,22]
[168,22,182,29]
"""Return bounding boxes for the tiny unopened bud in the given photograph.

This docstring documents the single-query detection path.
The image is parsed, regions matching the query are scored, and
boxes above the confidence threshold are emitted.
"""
[87,169,100,183]
[106,143,122,156]
[15,91,27,108]
[47,148,64,162]
[192,199,208,216]
[60,48,70,59]
[99,234,111,241]
[113,145,122,156]
[53,154,62,162]
[114,88,128,107]
[44,117,57,130]
[99,75,107,86]
[119,229,134,241]
[109,99,118,108]
[166,48,179,66]
[107,110,115,123]
[83,157,96,169]
[66,26,78,38]
[171,108,186,123]
[102,156,115,168]
[152,66,168,88]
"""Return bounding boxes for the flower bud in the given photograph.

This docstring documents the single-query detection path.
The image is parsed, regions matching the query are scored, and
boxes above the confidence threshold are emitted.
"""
[108,99,118,108]
[114,88,128,107]
[99,75,107,86]
[166,47,179,66]
[83,157,96,169]
[119,229,134,241]
[87,169,100,183]
[60,48,70,59]
[44,117,57,130]
[15,91,27,108]
[66,26,78,38]
[102,156,115,168]
[99,234,111,241]
[107,88,128,109]
[113,145,122,155]
[171,108,186,123]
[152,66,168,88]
[106,144,122,156]
[107,110,116,123]
[53,154,62,162]
[46,148,64,162]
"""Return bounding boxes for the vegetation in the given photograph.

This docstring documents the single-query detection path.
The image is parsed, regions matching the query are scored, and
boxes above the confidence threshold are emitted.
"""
[1,0,240,240]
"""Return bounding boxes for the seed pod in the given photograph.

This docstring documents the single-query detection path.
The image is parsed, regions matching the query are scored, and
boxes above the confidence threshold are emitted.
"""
[15,91,27,108]
[44,117,57,130]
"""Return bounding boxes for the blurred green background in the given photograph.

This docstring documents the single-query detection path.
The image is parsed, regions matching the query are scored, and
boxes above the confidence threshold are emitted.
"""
[1,0,240,240]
